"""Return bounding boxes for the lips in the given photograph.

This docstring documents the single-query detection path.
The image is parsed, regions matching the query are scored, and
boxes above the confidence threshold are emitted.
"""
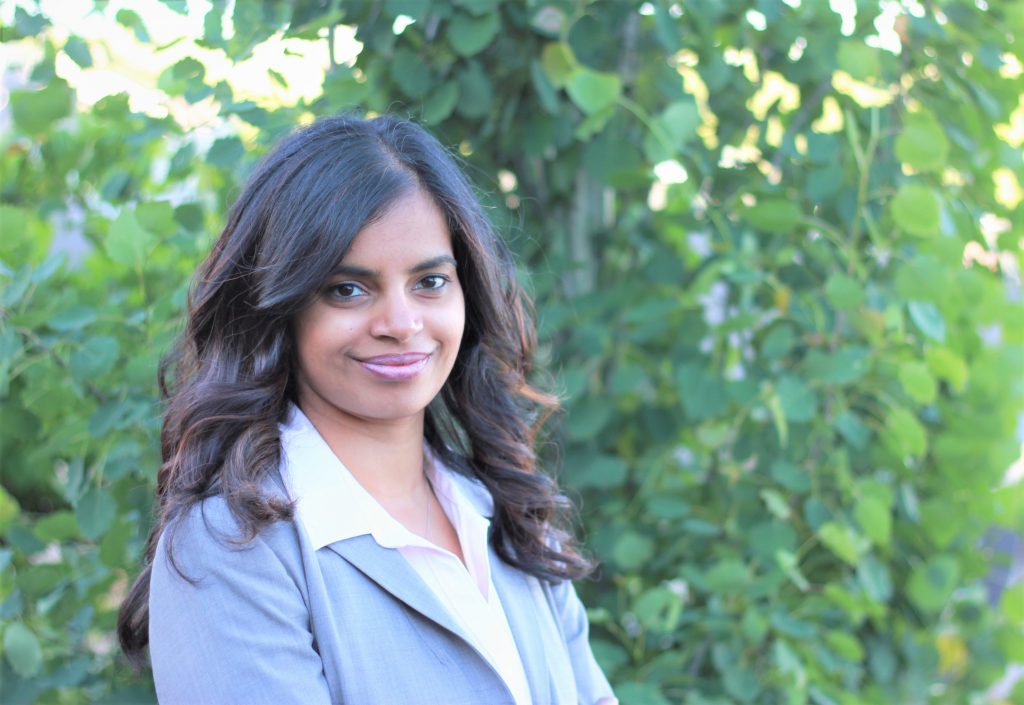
[355,352,432,381]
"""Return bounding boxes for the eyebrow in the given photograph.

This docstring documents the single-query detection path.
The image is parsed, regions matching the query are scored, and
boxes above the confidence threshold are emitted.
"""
[329,254,458,279]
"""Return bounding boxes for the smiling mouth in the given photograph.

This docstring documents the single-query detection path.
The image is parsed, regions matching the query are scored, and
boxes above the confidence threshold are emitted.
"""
[356,353,432,381]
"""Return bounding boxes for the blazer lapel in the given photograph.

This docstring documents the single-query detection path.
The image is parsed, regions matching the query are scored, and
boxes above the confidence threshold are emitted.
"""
[490,549,552,705]
[329,535,553,704]
[325,535,472,642]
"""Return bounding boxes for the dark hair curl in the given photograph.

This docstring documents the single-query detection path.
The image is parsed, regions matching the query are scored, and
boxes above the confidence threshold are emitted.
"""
[117,114,593,668]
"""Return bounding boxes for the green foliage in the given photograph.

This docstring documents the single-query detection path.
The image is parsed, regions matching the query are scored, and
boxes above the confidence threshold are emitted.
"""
[2,1,1022,703]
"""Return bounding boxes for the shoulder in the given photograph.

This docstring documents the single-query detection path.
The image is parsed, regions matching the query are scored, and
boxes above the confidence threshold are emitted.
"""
[153,492,305,586]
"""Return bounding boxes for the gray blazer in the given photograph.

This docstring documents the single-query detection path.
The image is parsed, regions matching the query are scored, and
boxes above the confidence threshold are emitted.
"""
[148,477,615,704]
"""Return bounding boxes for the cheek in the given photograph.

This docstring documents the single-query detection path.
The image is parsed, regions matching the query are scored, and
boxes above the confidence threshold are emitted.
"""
[294,308,351,368]
[447,297,466,347]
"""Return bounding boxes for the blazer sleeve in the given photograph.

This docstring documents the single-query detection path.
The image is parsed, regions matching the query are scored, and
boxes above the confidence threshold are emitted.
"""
[547,578,617,705]
[148,499,333,705]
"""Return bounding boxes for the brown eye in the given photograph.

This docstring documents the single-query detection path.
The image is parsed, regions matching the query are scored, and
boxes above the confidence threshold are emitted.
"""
[416,274,449,291]
[328,282,367,300]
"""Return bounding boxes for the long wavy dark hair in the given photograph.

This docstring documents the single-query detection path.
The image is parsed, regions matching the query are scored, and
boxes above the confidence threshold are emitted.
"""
[117,114,593,668]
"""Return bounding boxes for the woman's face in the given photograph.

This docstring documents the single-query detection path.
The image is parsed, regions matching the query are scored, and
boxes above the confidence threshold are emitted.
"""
[293,187,466,429]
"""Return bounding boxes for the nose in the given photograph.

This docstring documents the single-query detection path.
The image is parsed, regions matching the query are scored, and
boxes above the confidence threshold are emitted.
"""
[369,291,423,342]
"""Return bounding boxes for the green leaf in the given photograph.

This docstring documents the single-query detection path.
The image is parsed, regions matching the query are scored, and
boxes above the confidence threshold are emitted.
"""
[386,0,431,20]
[530,60,561,115]
[391,48,433,99]
[857,553,893,604]
[541,42,575,88]
[75,486,117,541]
[773,639,805,683]
[920,499,962,548]
[446,11,500,58]
[174,203,205,232]
[136,201,177,237]
[0,485,20,533]
[825,273,865,310]
[574,105,615,140]
[453,0,502,16]
[321,66,371,108]
[69,336,120,382]
[31,252,65,284]
[908,301,947,342]
[743,199,802,234]
[760,489,791,520]
[609,364,647,395]
[770,460,810,493]
[895,113,949,172]
[63,36,93,67]
[267,68,288,88]
[653,3,680,51]
[3,623,43,678]
[908,555,960,613]
[643,100,700,162]
[48,305,97,331]
[762,324,795,359]
[804,347,870,385]
[421,80,459,124]
[1001,582,1024,623]
[105,208,154,267]
[645,496,689,520]
[207,136,245,169]
[676,364,727,421]
[881,405,927,459]
[898,361,937,404]
[837,41,880,81]
[703,559,749,593]
[456,61,494,119]
[565,67,621,115]
[633,588,683,632]
[33,510,80,541]
[817,521,867,565]
[573,455,627,490]
[99,520,132,567]
[768,391,788,447]
[891,183,940,237]
[722,665,760,702]
[854,496,891,548]
[116,8,150,42]
[775,549,810,591]
[776,376,816,423]
[612,532,654,572]
[826,629,865,662]
[9,78,74,134]
[566,401,612,440]
[834,410,870,449]
[613,683,671,705]
[925,347,968,392]
[741,608,769,642]
[13,7,48,37]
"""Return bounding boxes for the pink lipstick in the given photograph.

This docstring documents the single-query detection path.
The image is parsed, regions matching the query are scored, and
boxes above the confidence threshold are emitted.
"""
[357,353,431,381]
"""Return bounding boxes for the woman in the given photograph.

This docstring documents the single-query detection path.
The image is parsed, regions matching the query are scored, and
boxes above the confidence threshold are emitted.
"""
[117,115,617,704]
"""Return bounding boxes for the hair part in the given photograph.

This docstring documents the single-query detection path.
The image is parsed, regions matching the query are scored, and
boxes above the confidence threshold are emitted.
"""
[117,114,593,669]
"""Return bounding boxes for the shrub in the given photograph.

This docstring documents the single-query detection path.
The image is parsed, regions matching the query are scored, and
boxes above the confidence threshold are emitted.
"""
[1,1,1021,703]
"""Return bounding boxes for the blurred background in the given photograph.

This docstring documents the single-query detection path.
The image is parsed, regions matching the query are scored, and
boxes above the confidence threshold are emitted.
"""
[1,0,1022,703]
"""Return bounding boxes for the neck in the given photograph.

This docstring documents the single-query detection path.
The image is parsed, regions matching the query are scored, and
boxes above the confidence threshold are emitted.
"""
[297,400,430,501]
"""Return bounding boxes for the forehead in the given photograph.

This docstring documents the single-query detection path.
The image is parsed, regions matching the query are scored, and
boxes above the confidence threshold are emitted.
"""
[340,188,454,266]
